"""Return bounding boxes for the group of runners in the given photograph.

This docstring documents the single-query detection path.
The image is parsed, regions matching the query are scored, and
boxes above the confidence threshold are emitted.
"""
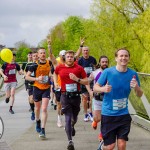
[0,38,143,150]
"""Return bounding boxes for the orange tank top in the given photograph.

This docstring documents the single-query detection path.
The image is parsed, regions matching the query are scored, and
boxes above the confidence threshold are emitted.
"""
[56,59,63,86]
[34,60,50,90]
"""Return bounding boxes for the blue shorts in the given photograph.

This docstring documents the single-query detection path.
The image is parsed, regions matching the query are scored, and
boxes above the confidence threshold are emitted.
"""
[33,86,50,102]
[101,114,132,146]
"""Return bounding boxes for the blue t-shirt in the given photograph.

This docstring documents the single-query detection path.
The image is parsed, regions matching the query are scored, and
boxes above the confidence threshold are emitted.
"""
[97,66,140,116]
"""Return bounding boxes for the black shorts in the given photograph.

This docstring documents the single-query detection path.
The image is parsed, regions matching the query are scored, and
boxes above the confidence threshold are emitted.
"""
[25,82,28,91]
[33,86,50,102]
[54,90,61,102]
[60,93,81,115]
[25,80,34,91]
[101,114,132,146]
[28,85,33,96]
[80,85,88,94]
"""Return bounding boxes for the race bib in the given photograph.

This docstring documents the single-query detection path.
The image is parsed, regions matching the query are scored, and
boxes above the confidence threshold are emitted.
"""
[113,98,127,110]
[66,84,77,92]
[9,69,16,75]
[84,67,93,74]
[55,88,61,92]
[39,76,49,84]
[31,72,35,77]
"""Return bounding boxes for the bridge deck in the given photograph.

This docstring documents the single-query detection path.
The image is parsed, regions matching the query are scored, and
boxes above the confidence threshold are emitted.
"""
[0,86,150,150]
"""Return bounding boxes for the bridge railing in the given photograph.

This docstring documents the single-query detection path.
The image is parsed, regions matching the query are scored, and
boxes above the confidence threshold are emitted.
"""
[0,69,150,120]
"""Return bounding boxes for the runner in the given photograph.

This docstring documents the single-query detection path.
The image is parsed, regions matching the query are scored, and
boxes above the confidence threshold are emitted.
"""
[25,47,54,139]
[0,53,22,114]
[21,52,33,112]
[54,50,88,150]
[24,51,38,120]
[78,46,97,122]
[86,56,109,141]
[47,37,84,128]
[94,48,143,150]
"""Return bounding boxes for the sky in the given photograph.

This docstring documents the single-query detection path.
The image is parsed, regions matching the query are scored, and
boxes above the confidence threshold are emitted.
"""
[0,0,92,47]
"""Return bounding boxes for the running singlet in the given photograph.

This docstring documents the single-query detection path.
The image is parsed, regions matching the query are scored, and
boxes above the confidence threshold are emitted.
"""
[25,62,35,85]
[34,60,51,90]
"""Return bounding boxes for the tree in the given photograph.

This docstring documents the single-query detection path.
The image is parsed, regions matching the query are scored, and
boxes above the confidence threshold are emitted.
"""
[14,40,31,62]
[90,0,150,71]
[63,16,84,50]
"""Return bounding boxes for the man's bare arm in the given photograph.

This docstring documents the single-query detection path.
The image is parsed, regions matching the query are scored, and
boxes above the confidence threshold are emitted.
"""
[47,37,57,68]
[74,37,85,59]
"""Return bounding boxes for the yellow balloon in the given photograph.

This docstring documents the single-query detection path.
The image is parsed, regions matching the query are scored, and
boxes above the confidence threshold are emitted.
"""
[0,48,13,63]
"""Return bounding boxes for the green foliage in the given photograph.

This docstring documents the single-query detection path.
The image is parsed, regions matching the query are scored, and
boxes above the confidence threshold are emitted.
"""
[48,23,66,57]
[44,0,150,70]
[14,40,31,62]
[63,16,84,50]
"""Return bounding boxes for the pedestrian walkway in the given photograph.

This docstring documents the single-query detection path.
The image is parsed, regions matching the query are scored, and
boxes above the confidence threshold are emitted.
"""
[0,87,150,150]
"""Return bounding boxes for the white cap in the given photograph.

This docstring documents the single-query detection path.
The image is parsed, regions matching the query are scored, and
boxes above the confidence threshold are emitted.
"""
[59,50,66,56]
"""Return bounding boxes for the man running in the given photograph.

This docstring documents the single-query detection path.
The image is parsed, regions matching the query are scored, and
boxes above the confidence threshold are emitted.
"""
[54,50,88,150]
[47,37,84,128]
[0,53,22,114]
[21,52,33,112]
[78,46,97,122]
[25,47,53,139]
[24,51,38,120]
[94,48,143,150]
[86,55,109,141]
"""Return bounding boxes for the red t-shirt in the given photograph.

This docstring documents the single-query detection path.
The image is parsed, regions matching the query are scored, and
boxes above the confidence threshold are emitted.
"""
[55,63,87,92]
[2,63,20,83]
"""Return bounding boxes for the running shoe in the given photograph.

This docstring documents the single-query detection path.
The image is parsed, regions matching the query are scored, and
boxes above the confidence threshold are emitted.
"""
[36,120,41,133]
[5,97,10,103]
[98,132,103,141]
[72,126,76,136]
[51,100,54,106]
[88,112,93,122]
[67,140,75,150]
[31,112,35,121]
[84,114,89,122]
[54,104,57,110]
[92,121,97,130]
[57,118,63,127]
[39,129,46,139]
[9,109,14,114]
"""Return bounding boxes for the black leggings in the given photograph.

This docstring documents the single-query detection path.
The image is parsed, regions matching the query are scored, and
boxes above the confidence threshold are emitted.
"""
[61,94,81,141]
[65,111,78,140]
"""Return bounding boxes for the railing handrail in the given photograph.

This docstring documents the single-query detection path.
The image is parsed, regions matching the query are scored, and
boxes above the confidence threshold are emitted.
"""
[137,72,150,76]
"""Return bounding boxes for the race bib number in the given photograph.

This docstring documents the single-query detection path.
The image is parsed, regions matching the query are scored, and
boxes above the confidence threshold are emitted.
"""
[9,69,16,75]
[113,98,127,110]
[39,76,49,84]
[31,72,35,77]
[84,67,93,74]
[66,84,77,92]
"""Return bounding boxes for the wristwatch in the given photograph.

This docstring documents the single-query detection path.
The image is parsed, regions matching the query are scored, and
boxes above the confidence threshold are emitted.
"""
[77,78,81,83]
